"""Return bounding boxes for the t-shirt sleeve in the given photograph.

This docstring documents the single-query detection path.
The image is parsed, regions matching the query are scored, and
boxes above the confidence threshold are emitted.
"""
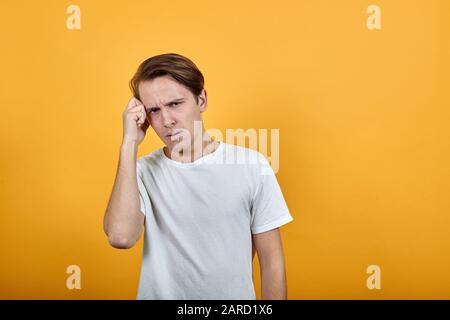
[250,154,294,234]
[136,161,151,217]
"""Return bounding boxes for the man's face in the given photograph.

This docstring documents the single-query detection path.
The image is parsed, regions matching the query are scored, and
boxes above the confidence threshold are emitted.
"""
[138,75,207,149]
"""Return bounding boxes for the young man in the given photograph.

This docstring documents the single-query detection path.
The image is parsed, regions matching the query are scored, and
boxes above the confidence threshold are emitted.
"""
[103,53,294,300]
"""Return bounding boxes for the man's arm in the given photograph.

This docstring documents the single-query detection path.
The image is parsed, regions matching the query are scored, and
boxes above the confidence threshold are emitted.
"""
[103,97,149,249]
[103,141,145,249]
[253,228,288,299]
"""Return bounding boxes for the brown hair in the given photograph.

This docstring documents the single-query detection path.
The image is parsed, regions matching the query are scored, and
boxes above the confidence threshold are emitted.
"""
[129,53,205,104]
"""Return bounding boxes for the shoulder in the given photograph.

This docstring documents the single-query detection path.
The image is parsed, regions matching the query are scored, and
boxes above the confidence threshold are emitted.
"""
[221,143,271,172]
[137,148,163,173]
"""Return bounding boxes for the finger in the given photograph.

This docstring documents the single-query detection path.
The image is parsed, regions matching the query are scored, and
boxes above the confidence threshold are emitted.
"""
[126,97,143,110]
[126,97,138,110]
[139,117,150,131]
[130,110,146,124]
[127,104,147,114]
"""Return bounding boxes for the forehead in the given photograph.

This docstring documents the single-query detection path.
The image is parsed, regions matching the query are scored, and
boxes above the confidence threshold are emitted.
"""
[138,75,190,105]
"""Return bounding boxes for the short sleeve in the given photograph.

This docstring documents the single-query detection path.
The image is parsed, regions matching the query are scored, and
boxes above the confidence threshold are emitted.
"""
[250,154,294,234]
[136,161,151,217]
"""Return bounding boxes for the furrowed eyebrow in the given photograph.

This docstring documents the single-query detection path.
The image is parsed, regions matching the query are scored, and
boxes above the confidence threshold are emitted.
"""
[163,98,184,106]
[148,98,184,111]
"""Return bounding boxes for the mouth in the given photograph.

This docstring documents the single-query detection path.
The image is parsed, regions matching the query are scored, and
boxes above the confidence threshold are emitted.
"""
[166,130,182,138]
[167,133,182,143]
[166,133,178,138]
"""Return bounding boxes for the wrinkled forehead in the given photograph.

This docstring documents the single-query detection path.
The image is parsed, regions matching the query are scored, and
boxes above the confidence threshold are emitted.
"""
[138,76,190,108]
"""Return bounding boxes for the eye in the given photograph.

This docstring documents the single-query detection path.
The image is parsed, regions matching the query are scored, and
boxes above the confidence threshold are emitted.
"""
[170,102,181,107]
[148,108,160,114]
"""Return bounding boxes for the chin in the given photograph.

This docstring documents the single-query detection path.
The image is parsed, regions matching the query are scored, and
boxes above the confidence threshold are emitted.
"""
[169,139,190,151]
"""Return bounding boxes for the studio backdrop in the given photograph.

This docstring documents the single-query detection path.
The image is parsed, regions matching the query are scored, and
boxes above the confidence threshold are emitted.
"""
[0,0,448,299]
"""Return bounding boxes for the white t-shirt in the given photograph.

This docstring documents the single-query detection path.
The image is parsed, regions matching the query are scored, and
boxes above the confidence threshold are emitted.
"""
[135,141,293,300]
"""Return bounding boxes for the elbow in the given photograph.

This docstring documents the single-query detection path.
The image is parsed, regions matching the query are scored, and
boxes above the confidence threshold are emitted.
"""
[103,210,143,249]
[107,233,136,249]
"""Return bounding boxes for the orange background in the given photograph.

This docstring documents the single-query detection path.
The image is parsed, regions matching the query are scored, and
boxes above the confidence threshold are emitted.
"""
[0,0,449,299]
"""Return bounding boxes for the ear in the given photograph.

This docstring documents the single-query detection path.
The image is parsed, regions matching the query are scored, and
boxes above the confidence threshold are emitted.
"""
[198,89,208,113]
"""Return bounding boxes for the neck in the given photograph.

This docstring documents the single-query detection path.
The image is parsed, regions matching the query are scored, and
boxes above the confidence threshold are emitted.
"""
[164,131,219,163]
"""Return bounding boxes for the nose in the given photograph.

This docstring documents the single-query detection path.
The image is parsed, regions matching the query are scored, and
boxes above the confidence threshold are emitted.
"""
[161,108,175,128]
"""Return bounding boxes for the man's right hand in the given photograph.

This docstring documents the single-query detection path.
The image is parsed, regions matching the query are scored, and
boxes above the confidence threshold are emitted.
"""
[122,97,150,145]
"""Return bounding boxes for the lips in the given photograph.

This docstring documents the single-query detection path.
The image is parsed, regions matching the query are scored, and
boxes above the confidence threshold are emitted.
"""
[166,129,182,138]
[166,133,179,138]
